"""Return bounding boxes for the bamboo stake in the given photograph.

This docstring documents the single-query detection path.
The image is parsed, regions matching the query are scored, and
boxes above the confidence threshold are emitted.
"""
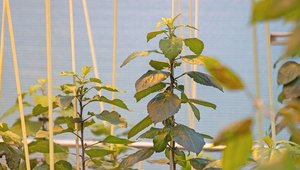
[5,0,31,169]
[111,0,118,136]
[45,0,54,168]
[0,0,5,97]
[265,23,276,146]
[82,0,104,112]
[68,0,80,169]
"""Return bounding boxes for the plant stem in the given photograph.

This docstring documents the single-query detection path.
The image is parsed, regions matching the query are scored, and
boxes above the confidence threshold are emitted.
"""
[169,60,176,170]
[79,99,86,170]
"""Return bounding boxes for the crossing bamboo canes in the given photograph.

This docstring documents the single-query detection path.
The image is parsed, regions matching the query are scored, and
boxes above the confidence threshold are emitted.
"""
[0,0,5,97]
[68,0,80,169]
[265,23,276,146]
[82,0,104,112]
[5,0,31,169]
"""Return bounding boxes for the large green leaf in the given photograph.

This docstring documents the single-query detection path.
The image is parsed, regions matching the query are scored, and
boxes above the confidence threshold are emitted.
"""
[103,135,134,144]
[10,119,42,137]
[86,148,114,158]
[171,124,205,154]
[119,148,155,168]
[186,71,223,91]
[188,102,200,121]
[189,99,217,110]
[54,160,72,170]
[189,158,210,170]
[128,116,152,139]
[182,55,205,65]
[32,104,48,116]
[183,38,204,55]
[135,70,170,92]
[96,110,127,127]
[204,57,244,90]
[56,95,74,109]
[33,95,56,107]
[29,140,68,153]
[149,60,170,70]
[121,51,153,67]
[153,130,170,152]
[134,82,166,102]
[277,61,300,85]
[159,37,183,60]
[147,30,165,42]
[139,127,161,139]
[165,148,187,168]
[147,92,181,123]
[283,77,300,99]
[95,96,129,110]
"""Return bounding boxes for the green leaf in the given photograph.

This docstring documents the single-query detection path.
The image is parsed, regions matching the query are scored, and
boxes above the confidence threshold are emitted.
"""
[190,158,210,170]
[183,38,204,55]
[121,51,152,67]
[180,92,189,103]
[189,99,217,109]
[56,95,74,109]
[103,135,134,144]
[278,91,286,103]
[82,66,93,76]
[174,24,198,31]
[94,85,120,92]
[204,57,244,90]
[60,71,76,76]
[147,92,181,123]
[135,70,170,93]
[32,104,48,116]
[153,130,170,152]
[283,77,300,99]
[0,123,9,131]
[10,119,42,137]
[186,71,223,91]
[33,95,56,107]
[120,148,154,168]
[0,130,22,144]
[199,133,214,140]
[182,55,205,65]
[55,116,74,130]
[277,61,300,85]
[139,127,161,139]
[96,96,129,110]
[54,160,72,170]
[86,148,114,158]
[165,148,187,168]
[149,60,170,70]
[96,110,127,127]
[171,124,205,154]
[147,30,165,42]
[90,124,110,136]
[188,102,200,121]
[89,77,102,84]
[159,37,183,60]
[134,82,166,102]
[128,116,153,139]
[29,140,68,153]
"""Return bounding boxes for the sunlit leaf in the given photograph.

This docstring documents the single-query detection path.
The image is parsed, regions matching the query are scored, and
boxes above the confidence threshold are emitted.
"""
[134,82,166,102]
[86,148,114,158]
[33,95,56,107]
[135,70,170,93]
[121,51,152,67]
[94,85,119,92]
[54,160,72,170]
[95,96,129,110]
[10,119,42,137]
[0,130,21,144]
[153,130,170,152]
[128,116,153,139]
[186,71,223,91]
[0,123,9,132]
[35,125,67,138]
[120,148,154,168]
[89,77,102,84]
[159,37,183,60]
[171,124,205,154]
[103,135,134,144]
[82,66,93,77]
[147,30,165,42]
[147,92,181,123]
[180,92,189,103]
[184,38,204,55]
[60,71,76,76]
[149,60,169,70]
[283,77,300,99]
[188,102,200,121]
[29,140,68,153]
[139,127,161,139]
[32,104,48,116]
[204,57,244,90]
[60,84,76,94]
[277,61,300,85]
[96,110,127,127]
[182,55,205,65]
[189,99,217,110]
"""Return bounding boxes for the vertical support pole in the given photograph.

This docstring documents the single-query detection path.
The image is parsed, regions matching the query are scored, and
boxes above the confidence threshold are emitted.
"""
[68,0,80,169]
[5,0,31,169]
[0,0,5,97]
[265,22,276,146]
[45,0,54,168]
[82,0,104,111]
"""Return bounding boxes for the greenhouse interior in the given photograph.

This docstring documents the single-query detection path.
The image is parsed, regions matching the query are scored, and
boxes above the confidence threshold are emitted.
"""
[0,0,299,169]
